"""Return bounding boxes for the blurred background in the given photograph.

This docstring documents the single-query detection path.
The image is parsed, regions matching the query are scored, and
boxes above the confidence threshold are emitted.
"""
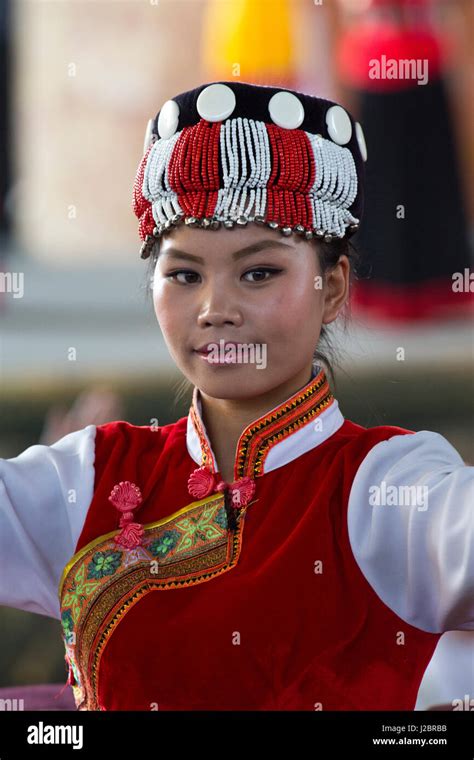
[0,0,473,711]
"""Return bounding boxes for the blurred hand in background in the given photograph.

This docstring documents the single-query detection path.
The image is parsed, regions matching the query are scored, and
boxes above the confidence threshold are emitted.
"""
[38,387,124,446]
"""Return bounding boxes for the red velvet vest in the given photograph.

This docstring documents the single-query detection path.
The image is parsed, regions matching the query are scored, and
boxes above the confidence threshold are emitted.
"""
[58,372,441,710]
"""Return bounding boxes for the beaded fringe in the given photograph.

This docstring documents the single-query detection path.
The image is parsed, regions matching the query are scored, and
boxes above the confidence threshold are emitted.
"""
[213,118,270,222]
[139,118,360,260]
[306,134,359,237]
[142,130,183,224]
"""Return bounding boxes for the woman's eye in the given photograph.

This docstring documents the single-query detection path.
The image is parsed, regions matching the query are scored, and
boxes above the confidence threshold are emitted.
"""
[165,268,282,285]
[243,268,282,283]
[166,270,200,284]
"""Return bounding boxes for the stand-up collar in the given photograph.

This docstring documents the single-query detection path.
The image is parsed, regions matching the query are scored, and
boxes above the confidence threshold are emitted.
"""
[186,366,344,481]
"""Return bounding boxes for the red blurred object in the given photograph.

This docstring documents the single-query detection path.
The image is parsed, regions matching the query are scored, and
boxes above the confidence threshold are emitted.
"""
[337,22,444,91]
[352,277,474,323]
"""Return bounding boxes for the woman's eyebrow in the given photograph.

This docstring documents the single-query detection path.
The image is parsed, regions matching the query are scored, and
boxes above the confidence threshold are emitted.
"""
[161,239,293,264]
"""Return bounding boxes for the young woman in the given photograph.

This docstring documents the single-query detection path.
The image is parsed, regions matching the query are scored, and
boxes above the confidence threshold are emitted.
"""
[0,81,472,711]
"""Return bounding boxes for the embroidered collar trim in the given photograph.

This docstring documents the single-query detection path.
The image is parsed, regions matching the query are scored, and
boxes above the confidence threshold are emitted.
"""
[186,366,344,480]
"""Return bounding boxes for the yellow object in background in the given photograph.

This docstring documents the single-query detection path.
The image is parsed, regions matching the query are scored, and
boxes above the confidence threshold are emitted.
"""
[202,0,295,84]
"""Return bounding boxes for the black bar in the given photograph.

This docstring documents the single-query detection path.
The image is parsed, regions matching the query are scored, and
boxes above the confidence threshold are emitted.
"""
[0,709,472,757]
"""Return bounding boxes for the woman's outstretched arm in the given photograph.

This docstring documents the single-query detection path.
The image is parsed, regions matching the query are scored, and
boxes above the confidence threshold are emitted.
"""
[0,425,96,619]
[348,430,474,633]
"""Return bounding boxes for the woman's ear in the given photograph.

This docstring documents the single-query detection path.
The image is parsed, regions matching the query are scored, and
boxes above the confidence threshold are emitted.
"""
[322,255,350,325]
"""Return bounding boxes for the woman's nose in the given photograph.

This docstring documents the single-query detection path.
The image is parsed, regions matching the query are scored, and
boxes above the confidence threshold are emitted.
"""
[196,286,243,327]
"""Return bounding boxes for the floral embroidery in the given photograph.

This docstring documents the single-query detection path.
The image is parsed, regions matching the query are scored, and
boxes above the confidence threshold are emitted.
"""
[87,550,123,580]
[175,504,228,550]
[215,506,228,530]
[61,609,75,645]
[62,562,98,622]
[147,529,180,558]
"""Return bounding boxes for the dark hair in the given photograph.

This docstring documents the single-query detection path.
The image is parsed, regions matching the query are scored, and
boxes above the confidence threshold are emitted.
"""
[141,232,361,403]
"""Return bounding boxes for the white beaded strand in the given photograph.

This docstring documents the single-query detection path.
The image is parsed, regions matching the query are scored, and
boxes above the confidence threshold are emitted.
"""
[306,132,359,236]
[253,120,271,218]
[214,117,271,222]
[241,118,258,217]
[231,119,249,219]
[143,130,183,226]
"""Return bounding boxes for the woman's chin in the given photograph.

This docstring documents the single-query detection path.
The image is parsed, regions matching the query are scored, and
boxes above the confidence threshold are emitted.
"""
[184,357,269,396]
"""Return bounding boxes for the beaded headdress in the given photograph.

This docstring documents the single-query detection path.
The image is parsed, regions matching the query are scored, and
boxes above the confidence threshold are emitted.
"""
[132,81,368,260]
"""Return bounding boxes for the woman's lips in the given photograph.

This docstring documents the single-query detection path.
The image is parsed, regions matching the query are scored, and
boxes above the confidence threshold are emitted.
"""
[194,342,240,353]
[193,342,242,364]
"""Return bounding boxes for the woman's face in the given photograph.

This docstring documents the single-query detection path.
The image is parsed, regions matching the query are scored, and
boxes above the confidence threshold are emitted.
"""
[152,223,349,400]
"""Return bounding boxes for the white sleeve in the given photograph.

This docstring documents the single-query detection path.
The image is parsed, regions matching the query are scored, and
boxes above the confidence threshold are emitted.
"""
[415,630,474,710]
[347,430,474,633]
[0,425,96,620]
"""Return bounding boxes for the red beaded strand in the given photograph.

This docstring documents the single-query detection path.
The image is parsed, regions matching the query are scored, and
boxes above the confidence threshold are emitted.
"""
[301,132,316,229]
[133,144,154,235]
[266,124,314,228]
[169,129,194,214]
[265,124,280,224]
[168,120,222,220]
[204,121,220,217]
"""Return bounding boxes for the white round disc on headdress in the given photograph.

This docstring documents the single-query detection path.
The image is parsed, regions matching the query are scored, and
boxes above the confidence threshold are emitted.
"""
[326,105,352,145]
[268,91,305,130]
[158,99,180,139]
[196,83,236,122]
